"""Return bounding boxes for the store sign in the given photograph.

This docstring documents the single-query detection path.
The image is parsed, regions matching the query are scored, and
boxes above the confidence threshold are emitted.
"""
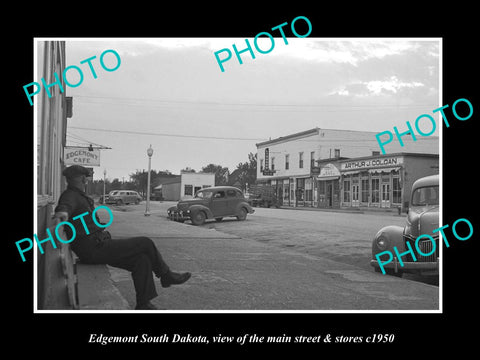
[64,147,100,166]
[262,147,275,175]
[264,148,269,170]
[341,156,403,171]
[318,163,340,178]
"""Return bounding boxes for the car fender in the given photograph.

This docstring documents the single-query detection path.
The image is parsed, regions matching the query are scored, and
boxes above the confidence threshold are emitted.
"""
[372,225,404,258]
[235,201,255,215]
[189,204,214,219]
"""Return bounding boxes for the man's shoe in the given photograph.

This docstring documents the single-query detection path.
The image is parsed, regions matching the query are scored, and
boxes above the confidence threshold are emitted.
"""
[135,301,158,310]
[161,271,191,288]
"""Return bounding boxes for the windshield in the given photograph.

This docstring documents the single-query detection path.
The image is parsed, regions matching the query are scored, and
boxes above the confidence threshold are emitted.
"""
[109,191,119,195]
[411,185,439,206]
[195,190,213,199]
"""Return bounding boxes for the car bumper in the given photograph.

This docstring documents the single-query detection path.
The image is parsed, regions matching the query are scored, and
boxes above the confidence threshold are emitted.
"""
[168,210,190,221]
[370,257,439,274]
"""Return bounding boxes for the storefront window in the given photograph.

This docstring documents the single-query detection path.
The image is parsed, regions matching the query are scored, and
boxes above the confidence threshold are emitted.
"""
[343,180,351,203]
[318,181,325,195]
[392,177,401,204]
[305,178,313,201]
[372,178,380,203]
[361,179,369,202]
[184,185,193,196]
[297,178,305,200]
[283,179,289,201]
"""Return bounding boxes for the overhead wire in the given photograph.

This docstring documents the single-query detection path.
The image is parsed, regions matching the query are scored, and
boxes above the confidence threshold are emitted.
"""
[72,94,437,113]
[67,126,438,148]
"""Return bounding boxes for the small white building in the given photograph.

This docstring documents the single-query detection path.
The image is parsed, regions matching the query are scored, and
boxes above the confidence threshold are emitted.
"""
[159,172,215,201]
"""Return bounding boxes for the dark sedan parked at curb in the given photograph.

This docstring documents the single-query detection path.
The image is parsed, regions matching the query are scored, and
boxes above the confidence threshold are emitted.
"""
[370,174,439,277]
[167,186,255,225]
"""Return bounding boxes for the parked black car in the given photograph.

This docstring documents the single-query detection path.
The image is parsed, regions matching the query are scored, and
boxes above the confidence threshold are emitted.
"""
[167,186,255,225]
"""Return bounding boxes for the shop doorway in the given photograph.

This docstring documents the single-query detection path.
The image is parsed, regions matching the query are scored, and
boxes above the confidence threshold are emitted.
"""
[352,184,359,207]
[381,183,391,208]
[327,183,333,207]
[277,184,283,206]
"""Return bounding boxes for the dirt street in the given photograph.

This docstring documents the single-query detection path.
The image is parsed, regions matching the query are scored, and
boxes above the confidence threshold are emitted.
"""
[100,201,440,311]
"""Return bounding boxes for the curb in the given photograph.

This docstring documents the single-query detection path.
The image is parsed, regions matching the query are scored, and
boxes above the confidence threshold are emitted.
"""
[277,206,404,216]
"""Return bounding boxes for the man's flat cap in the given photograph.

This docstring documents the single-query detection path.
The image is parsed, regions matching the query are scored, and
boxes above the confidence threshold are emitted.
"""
[62,165,90,178]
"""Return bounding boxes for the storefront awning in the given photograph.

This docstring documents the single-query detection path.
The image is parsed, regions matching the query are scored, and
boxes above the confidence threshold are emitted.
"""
[368,167,401,174]
[317,176,340,181]
[342,170,361,176]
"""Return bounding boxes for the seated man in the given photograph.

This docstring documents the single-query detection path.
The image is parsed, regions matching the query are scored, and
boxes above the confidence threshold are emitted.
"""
[55,165,191,310]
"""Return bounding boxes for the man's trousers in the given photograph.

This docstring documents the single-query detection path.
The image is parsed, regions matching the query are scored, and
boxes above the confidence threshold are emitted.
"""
[74,236,170,305]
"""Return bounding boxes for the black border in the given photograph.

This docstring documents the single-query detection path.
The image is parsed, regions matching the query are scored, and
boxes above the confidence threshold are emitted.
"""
[8,4,478,354]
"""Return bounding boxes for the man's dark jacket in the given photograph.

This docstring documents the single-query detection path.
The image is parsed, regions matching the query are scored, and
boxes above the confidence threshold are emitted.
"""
[55,186,108,260]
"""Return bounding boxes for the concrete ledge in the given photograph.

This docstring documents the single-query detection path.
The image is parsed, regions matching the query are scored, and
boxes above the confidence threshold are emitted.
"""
[76,263,130,310]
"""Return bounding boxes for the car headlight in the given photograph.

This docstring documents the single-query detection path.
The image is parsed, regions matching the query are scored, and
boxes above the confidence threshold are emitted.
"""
[375,235,388,250]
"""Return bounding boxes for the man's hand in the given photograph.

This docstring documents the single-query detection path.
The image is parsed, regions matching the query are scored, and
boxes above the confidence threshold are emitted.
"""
[54,211,69,223]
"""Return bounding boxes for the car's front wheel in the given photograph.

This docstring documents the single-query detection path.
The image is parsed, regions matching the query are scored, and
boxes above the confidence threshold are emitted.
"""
[191,211,206,226]
[236,208,247,221]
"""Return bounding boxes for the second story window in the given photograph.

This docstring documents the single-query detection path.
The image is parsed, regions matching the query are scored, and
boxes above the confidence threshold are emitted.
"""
[271,157,275,170]
[299,152,304,168]
[285,154,290,170]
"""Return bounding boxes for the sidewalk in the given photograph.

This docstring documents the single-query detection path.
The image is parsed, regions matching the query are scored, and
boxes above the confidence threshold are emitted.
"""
[279,205,403,216]
[97,205,439,311]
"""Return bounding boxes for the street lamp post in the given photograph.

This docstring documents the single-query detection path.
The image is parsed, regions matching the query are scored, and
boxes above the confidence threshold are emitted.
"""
[103,169,106,204]
[145,145,153,216]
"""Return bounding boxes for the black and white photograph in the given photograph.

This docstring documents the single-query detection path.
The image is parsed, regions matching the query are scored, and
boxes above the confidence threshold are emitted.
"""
[33,37,442,312]
[8,6,478,354]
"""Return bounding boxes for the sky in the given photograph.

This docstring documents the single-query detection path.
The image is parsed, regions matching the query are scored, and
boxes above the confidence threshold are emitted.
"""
[58,38,440,181]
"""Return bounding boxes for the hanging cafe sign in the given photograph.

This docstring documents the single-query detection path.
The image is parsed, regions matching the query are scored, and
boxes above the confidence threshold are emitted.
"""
[64,147,101,166]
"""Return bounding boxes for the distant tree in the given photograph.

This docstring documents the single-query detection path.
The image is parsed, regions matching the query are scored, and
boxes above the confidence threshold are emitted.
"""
[110,178,123,191]
[130,170,149,196]
[181,167,196,173]
[201,163,229,185]
[235,152,257,191]
[129,169,177,196]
